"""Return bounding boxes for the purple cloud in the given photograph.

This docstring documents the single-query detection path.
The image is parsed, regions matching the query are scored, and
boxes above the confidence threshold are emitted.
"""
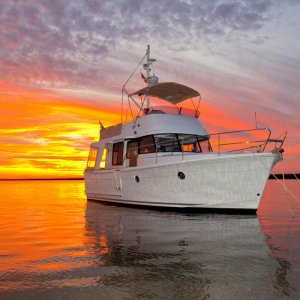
[1,0,298,91]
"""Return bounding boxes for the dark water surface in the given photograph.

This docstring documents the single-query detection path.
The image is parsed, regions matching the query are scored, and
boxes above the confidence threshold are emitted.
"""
[0,180,300,299]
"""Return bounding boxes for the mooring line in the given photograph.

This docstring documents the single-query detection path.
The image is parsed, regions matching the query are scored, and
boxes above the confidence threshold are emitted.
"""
[258,159,299,217]
[279,165,294,216]
[260,159,300,204]
[282,165,287,192]
[272,173,300,204]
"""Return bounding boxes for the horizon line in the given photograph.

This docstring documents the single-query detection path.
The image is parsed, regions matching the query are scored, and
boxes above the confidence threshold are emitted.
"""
[0,178,84,181]
[0,174,299,181]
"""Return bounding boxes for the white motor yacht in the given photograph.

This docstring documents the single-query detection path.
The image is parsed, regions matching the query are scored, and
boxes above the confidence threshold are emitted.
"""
[84,46,286,212]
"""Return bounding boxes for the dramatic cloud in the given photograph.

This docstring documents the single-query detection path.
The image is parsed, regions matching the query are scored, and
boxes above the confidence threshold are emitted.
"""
[0,87,121,178]
[0,0,299,177]
[1,0,298,90]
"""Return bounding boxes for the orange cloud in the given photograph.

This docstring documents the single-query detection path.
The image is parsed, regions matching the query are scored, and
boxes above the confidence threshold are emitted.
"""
[0,84,120,179]
[1,80,299,179]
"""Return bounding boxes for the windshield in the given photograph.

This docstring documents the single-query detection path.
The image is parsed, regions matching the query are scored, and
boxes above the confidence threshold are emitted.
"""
[154,134,212,153]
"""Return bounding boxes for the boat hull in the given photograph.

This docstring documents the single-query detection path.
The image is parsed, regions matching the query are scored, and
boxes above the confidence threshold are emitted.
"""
[84,152,282,211]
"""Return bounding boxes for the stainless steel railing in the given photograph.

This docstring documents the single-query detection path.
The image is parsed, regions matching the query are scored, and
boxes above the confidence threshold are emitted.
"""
[123,127,287,165]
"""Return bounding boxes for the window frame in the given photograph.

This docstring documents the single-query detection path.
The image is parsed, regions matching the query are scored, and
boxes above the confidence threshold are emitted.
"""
[112,142,124,166]
[126,135,156,158]
[154,133,212,153]
[87,147,98,168]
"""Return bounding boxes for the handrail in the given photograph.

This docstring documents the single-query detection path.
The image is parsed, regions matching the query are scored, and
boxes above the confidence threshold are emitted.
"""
[121,128,287,165]
[139,105,200,118]
[207,127,271,137]
[208,127,272,155]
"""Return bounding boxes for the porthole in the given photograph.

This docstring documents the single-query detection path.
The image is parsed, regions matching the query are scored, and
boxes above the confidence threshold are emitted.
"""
[135,175,140,183]
[178,172,185,180]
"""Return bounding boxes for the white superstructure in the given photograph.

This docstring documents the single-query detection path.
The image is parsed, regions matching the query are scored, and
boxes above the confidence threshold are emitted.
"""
[84,46,286,212]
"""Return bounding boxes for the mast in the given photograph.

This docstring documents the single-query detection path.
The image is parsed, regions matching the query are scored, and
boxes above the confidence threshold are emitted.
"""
[146,45,150,81]
[143,45,158,112]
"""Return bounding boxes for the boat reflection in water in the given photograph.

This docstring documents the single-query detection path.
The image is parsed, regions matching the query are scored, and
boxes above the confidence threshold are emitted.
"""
[84,194,300,299]
[0,180,299,299]
[258,179,300,299]
[259,216,298,299]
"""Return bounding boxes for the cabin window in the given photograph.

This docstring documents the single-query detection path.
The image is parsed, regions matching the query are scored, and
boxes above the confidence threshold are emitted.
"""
[99,147,107,169]
[199,139,213,152]
[178,134,212,153]
[126,140,137,159]
[177,134,200,152]
[154,134,181,153]
[126,135,156,158]
[153,133,212,153]
[112,142,124,165]
[139,135,156,154]
[127,141,138,167]
[87,147,98,168]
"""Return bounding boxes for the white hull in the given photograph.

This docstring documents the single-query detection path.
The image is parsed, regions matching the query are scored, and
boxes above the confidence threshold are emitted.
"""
[84,47,287,213]
[84,152,281,211]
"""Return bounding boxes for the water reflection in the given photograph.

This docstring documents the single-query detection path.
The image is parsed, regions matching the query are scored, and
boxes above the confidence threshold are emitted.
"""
[0,180,299,299]
[84,202,282,299]
[84,202,214,299]
[258,179,300,298]
[259,215,299,298]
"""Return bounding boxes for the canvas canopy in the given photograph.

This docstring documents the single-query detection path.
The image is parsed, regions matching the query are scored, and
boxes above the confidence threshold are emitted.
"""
[130,82,200,104]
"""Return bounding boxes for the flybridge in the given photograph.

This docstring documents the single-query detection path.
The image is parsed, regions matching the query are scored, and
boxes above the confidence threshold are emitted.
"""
[122,45,201,121]
[130,82,200,104]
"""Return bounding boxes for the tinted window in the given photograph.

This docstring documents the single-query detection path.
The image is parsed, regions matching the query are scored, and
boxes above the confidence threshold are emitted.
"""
[112,142,124,165]
[126,140,138,159]
[140,135,156,154]
[87,147,98,168]
[178,134,212,153]
[154,134,181,152]
[177,134,200,152]
[199,139,213,152]
[127,141,138,167]
[126,136,156,158]
[154,134,212,153]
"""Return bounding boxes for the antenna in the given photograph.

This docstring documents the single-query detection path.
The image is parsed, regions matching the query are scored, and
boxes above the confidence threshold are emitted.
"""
[143,45,158,112]
[99,121,104,130]
[145,45,151,110]
[254,112,258,129]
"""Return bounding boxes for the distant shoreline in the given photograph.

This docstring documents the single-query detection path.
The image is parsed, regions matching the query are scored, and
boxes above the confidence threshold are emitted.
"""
[269,174,300,180]
[0,174,299,181]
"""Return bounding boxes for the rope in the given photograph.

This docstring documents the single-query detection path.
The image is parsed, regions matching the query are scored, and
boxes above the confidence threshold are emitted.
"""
[120,51,147,124]
[128,97,134,121]
[271,172,295,217]
[122,52,147,89]
[258,158,300,217]
[274,176,300,204]
[282,164,287,193]
[121,91,124,124]
[133,93,148,127]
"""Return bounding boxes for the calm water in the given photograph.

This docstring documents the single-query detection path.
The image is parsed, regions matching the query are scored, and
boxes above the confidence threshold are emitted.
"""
[0,180,300,300]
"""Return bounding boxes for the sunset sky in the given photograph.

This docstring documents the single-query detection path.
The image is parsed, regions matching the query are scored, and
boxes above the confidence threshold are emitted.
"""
[0,0,299,178]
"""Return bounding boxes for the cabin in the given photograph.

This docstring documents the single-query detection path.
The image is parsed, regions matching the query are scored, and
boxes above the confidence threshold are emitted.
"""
[86,113,213,171]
